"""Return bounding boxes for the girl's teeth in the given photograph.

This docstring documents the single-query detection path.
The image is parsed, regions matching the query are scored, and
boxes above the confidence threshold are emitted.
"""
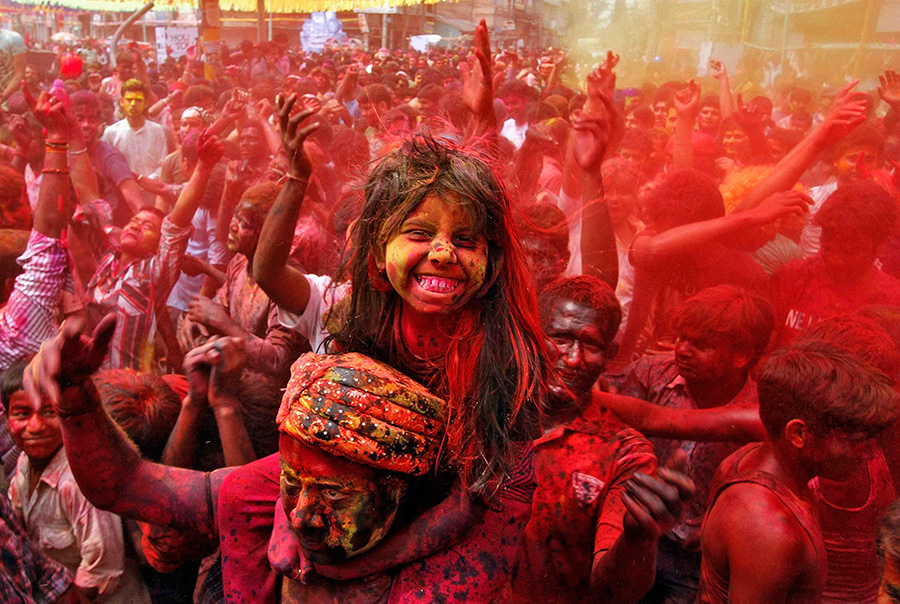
[417,276,459,293]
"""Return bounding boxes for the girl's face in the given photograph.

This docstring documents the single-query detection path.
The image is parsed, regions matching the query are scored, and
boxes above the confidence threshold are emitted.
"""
[380,194,488,318]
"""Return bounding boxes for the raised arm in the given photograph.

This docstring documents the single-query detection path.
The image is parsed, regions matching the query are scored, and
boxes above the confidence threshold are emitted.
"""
[598,390,765,442]
[461,20,497,141]
[29,95,76,239]
[23,315,224,537]
[711,61,734,121]
[672,81,701,171]
[732,80,868,214]
[251,96,317,315]
[168,129,223,228]
[630,191,812,268]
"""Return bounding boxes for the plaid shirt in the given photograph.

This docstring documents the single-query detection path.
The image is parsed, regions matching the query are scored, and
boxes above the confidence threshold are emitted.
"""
[87,217,192,371]
[0,230,70,480]
[0,491,73,604]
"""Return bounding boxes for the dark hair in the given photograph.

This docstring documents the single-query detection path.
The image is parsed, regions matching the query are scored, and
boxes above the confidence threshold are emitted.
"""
[237,181,283,231]
[94,370,181,460]
[416,83,444,102]
[877,498,900,565]
[699,95,720,111]
[768,128,804,152]
[71,90,101,114]
[517,202,569,259]
[183,84,215,108]
[1,357,31,411]
[797,315,900,379]
[137,205,166,221]
[833,125,884,161]
[498,79,537,102]
[333,135,547,497]
[358,84,392,106]
[814,180,898,247]
[758,340,900,439]
[671,285,774,361]
[538,275,622,345]
[859,306,900,352]
[643,169,725,230]
[625,103,655,129]
[121,78,149,97]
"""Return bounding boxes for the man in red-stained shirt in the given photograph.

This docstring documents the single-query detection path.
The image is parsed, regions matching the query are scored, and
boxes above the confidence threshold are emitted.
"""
[771,180,900,348]
[502,275,694,604]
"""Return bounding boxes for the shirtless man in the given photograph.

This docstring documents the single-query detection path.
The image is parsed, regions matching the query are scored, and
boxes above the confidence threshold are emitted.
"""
[698,340,900,603]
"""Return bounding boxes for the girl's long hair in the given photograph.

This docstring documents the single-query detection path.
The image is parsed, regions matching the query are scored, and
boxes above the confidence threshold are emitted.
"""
[329,135,548,498]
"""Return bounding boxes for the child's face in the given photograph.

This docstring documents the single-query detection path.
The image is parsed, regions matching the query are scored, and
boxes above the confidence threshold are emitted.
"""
[380,194,488,318]
[7,391,63,464]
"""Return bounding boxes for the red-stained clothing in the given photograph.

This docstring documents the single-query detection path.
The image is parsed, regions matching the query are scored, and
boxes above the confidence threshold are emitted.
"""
[628,234,769,351]
[770,257,900,348]
[218,447,536,604]
[810,445,897,604]
[698,443,826,604]
[502,402,657,604]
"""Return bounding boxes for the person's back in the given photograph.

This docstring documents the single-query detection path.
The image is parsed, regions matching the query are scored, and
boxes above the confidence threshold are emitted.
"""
[699,442,826,604]
[698,340,900,603]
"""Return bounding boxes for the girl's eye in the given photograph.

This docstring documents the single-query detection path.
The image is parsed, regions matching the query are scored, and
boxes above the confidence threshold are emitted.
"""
[405,230,431,239]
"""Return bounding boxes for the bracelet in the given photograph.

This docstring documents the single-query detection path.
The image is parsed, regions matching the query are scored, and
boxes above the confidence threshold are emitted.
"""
[44,140,68,149]
[68,147,88,156]
[136,174,143,183]
[41,168,70,175]
[45,147,68,155]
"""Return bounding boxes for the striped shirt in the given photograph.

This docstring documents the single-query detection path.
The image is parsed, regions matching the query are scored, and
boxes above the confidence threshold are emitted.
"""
[87,217,192,371]
[0,230,69,481]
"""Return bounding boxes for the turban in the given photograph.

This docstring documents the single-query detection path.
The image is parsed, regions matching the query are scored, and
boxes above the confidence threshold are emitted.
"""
[277,353,446,476]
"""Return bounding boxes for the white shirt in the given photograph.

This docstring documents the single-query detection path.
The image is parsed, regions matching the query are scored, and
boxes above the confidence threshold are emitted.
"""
[9,448,151,603]
[800,181,839,258]
[277,274,349,353]
[501,118,529,150]
[100,118,167,180]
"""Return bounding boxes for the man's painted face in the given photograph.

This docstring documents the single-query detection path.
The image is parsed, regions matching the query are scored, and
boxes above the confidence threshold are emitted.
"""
[697,106,721,133]
[122,90,146,118]
[819,229,877,284]
[238,126,266,161]
[805,429,872,482]
[0,191,31,230]
[504,94,528,123]
[386,116,409,138]
[24,65,38,86]
[521,235,568,291]
[674,331,743,385]
[279,435,407,564]
[117,62,135,81]
[543,298,610,400]
[722,128,750,160]
[380,194,488,318]
[606,189,639,226]
[178,115,204,144]
[73,103,101,145]
[653,101,668,128]
[836,146,878,182]
[7,391,63,464]
[228,203,260,255]
[120,209,163,256]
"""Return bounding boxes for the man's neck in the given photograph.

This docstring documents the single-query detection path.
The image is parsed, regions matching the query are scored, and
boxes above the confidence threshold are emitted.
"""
[687,372,748,409]
[126,115,145,129]
[755,440,813,500]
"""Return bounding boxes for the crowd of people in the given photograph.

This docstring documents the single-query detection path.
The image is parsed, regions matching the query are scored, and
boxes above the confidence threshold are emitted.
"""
[2,17,900,603]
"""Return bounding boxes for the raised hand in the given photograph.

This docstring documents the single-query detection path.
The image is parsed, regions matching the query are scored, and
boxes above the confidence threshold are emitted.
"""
[461,19,494,118]
[674,80,702,120]
[275,94,319,181]
[622,449,695,541]
[748,190,812,224]
[710,60,727,81]
[879,69,900,110]
[733,93,766,133]
[571,109,612,173]
[585,51,618,113]
[23,314,117,413]
[196,128,224,170]
[820,79,868,146]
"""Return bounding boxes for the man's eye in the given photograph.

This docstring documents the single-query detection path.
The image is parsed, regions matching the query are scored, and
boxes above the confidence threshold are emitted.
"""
[322,488,350,502]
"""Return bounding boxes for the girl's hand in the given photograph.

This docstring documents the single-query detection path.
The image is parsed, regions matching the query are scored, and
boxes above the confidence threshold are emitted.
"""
[275,94,319,181]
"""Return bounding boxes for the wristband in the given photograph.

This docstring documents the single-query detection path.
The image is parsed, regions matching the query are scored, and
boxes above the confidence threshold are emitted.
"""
[41,168,70,175]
